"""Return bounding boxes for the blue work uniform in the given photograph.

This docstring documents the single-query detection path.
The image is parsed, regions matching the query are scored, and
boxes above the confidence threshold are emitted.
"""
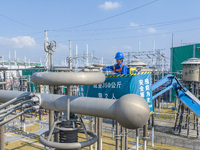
[103,62,128,75]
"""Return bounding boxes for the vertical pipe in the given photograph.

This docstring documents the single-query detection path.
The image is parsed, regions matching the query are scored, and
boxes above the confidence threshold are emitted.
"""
[151,114,154,147]
[49,86,54,141]
[39,109,42,136]
[125,128,128,150]
[116,122,119,150]
[143,123,148,150]
[95,117,98,150]
[112,120,115,139]
[120,126,125,150]
[97,117,102,150]
[54,86,60,142]
[48,38,55,142]
[67,85,70,121]
[0,72,6,150]
[0,124,4,150]
[89,116,93,150]
[136,128,139,150]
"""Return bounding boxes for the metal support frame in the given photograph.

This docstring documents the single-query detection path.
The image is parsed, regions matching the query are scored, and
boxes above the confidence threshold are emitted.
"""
[115,122,119,150]
[54,85,61,142]
[178,104,185,135]
[97,117,102,150]
[89,116,93,150]
[0,124,4,150]
[0,72,6,150]
[125,128,128,150]
[143,123,148,150]
[49,86,54,142]
[95,117,98,150]
[67,85,70,121]
[136,128,139,150]
[120,126,125,150]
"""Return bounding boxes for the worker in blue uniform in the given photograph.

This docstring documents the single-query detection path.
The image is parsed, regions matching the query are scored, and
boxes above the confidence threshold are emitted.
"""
[102,52,128,75]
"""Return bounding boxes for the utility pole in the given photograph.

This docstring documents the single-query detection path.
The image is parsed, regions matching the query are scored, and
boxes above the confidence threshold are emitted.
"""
[138,41,141,60]
[153,40,156,67]
[86,44,89,66]
[68,40,72,69]
[75,44,78,70]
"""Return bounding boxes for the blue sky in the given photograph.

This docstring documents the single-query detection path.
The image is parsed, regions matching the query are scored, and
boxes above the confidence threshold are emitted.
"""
[0,0,200,66]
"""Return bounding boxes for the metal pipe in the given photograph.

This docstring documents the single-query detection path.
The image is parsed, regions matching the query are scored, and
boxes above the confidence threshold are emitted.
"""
[143,123,148,150]
[0,90,150,129]
[89,116,93,150]
[0,124,4,150]
[67,85,70,120]
[95,117,97,150]
[136,128,139,150]
[115,122,119,150]
[0,107,33,126]
[152,98,155,147]
[125,128,128,150]
[49,86,54,142]
[97,117,102,150]
[120,126,125,150]
[0,99,31,114]
[31,72,106,85]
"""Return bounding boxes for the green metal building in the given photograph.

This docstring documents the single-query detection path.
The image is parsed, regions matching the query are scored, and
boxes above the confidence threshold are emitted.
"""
[171,43,200,74]
[170,43,200,102]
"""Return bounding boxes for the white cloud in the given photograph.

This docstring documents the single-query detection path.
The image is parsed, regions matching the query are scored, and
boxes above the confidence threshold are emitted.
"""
[130,22,138,27]
[147,27,156,33]
[0,36,36,48]
[99,1,121,10]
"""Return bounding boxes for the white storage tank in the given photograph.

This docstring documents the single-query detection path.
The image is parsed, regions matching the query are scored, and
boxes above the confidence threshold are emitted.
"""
[181,58,200,82]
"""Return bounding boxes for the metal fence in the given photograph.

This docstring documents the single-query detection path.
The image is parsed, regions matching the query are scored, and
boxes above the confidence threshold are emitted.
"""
[101,125,200,150]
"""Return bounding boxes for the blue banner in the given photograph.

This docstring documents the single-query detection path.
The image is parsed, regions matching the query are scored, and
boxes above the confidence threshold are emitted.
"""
[79,73,153,114]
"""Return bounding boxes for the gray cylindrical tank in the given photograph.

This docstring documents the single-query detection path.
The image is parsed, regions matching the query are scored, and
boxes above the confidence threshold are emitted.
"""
[0,90,150,129]
[181,58,200,82]
[31,72,105,85]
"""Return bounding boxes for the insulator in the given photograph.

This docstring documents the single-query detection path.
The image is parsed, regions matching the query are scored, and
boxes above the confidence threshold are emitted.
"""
[58,121,78,150]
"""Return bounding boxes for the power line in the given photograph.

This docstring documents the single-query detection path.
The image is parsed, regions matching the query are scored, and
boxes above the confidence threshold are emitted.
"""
[48,16,200,38]
[0,12,41,30]
[49,0,159,31]
[67,27,200,41]
[51,16,200,33]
